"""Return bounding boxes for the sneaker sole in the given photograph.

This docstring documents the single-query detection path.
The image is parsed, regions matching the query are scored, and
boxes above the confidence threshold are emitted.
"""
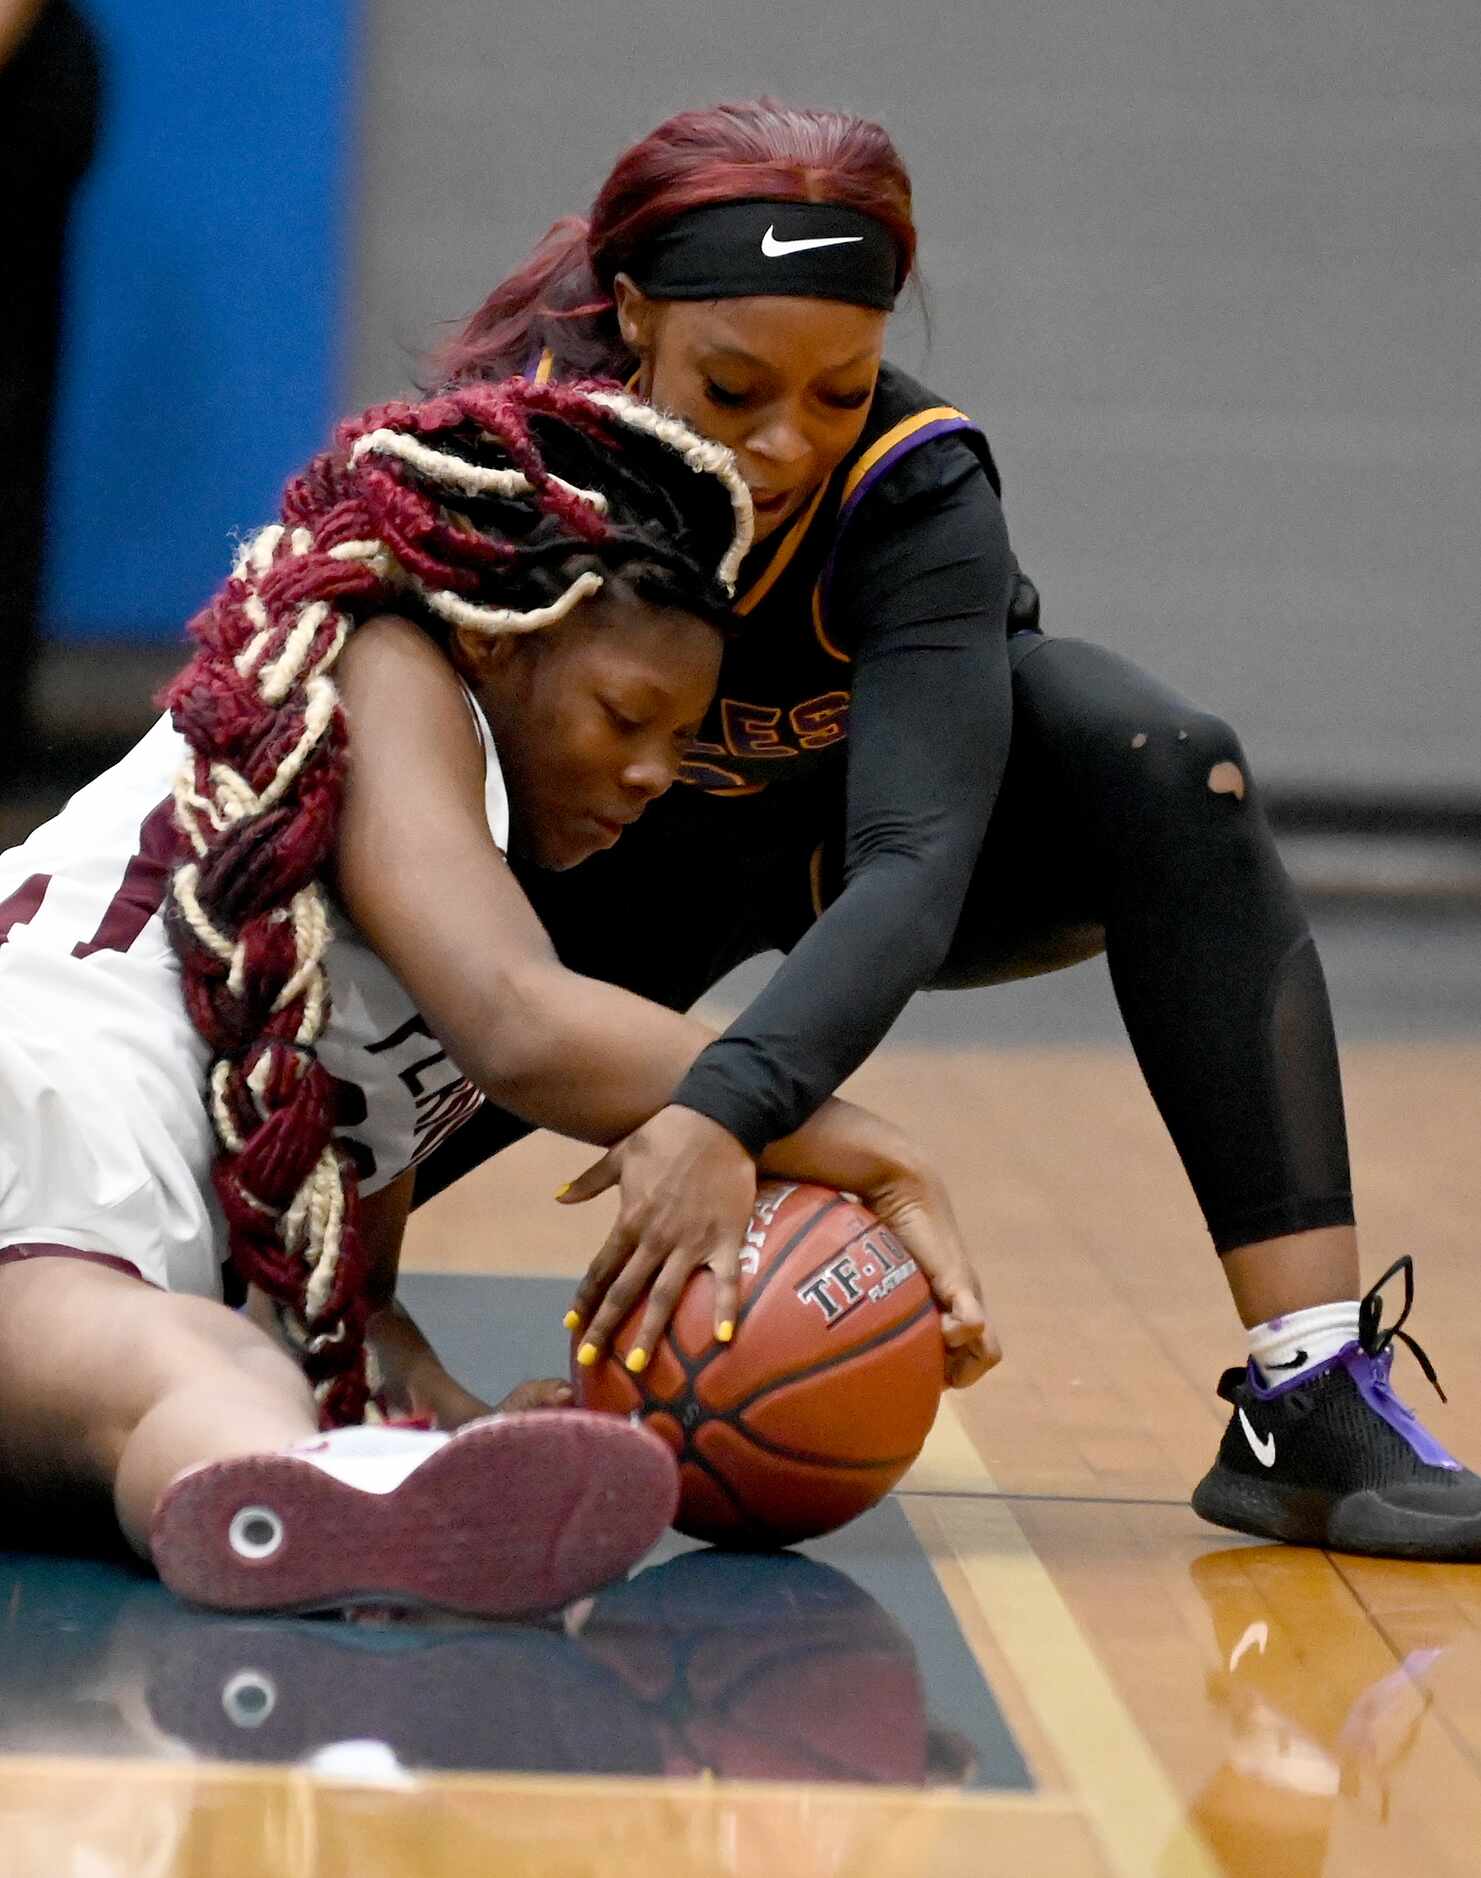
[1192,1462,1481,1561]
[151,1410,678,1617]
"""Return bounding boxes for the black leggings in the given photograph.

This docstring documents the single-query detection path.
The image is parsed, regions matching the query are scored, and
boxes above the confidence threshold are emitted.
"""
[415,635,1354,1254]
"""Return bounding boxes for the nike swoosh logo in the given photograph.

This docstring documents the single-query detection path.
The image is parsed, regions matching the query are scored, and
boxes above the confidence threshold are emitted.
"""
[1239,1407,1277,1468]
[761,226,865,258]
[1229,1620,1269,1672]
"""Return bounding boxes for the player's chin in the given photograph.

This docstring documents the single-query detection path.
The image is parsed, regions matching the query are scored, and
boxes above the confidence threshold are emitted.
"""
[539,819,623,871]
[749,498,799,542]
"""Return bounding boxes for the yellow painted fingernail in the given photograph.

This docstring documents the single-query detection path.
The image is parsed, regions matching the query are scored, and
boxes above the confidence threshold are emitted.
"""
[563,1310,581,1332]
[716,1321,735,1343]
[576,1343,599,1368]
[554,1183,571,1200]
[625,1347,648,1374]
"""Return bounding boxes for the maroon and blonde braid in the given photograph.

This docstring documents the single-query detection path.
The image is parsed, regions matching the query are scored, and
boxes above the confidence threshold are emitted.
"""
[164,378,751,1426]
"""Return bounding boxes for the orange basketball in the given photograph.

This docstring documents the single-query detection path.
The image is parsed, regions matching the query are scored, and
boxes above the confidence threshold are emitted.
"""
[573,1181,945,1545]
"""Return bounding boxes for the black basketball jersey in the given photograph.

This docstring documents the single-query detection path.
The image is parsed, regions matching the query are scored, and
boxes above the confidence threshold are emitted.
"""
[675,363,1001,793]
[527,351,1002,794]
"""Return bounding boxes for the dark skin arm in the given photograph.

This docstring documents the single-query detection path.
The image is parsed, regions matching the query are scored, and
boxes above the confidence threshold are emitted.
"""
[331,614,995,1385]
[362,1172,571,1424]
[335,613,752,1143]
[248,1171,572,1426]
[557,449,1013,1375]
[563,1099,990,1386]
[0,0,45,69]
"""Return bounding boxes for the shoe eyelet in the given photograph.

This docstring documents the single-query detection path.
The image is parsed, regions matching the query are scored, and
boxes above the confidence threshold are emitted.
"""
[222,1668,278,1729]
[229,1505,285,1561]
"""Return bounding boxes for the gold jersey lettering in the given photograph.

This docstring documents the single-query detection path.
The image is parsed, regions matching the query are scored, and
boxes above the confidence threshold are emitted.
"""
[720,698,796,759]
[679,689,855,788]
[676,740,748,791]
[790,690,850,750]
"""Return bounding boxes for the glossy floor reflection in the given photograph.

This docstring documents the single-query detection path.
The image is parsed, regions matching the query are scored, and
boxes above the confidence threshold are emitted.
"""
[1185,1541,1474,1877]
[0,1503,1025,1790]
[4,1056,1479,1878]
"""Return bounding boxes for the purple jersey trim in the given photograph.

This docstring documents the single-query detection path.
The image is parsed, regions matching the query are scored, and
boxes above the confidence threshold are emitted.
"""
[837,416,976,531]
[818,415,977,629]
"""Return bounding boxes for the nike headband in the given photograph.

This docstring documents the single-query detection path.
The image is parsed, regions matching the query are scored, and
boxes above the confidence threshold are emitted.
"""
[627,200,901,311]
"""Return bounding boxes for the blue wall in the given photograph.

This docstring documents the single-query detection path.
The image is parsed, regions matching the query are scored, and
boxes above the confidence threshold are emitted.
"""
[41,0,356,642]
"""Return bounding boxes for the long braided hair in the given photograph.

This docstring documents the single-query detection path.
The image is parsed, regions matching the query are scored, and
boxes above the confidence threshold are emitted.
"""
[164,377,753,1427]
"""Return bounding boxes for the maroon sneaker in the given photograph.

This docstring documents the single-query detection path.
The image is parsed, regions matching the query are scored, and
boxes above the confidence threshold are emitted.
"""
[151,1410,678,1617]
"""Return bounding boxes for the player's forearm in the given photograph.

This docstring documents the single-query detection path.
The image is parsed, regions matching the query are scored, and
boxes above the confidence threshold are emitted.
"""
[366,1297,492,1428]
[245,1274,476,1424]
[756,1097,921,1197]
[356,1174,492,1423]
[460,962,719,1143]
[360,1169,415,1309]
[456,963,923,1191]
[668,848,983,1154]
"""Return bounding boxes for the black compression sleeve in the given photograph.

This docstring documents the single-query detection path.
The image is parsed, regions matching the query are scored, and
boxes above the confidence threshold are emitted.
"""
[669,441,1015,1151]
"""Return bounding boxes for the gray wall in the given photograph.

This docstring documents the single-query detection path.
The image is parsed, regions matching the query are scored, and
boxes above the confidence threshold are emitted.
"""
[351,0,1479,798]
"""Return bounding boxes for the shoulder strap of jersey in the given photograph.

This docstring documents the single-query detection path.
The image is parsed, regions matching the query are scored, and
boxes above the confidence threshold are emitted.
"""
[812,364,1000,660]
[836,361,1000,515]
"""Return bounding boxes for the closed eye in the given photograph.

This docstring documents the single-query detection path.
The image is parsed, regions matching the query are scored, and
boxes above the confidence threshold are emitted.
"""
[602,700,645,734]
[704,380,753,410]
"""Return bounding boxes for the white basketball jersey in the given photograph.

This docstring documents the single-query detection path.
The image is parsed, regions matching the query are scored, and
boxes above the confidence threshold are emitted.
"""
[0,691,507,1291]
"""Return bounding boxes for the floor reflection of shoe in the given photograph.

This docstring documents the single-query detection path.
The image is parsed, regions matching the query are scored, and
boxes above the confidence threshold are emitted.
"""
[577,1550,933,1784]
[145,1618,664,1774]
[1188,1544,1447,1856]
[1192,1258,1481,1559]
[150,1411,678,1617]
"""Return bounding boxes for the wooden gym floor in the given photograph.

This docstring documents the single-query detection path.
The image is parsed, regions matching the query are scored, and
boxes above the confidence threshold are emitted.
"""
[2,921,1479,1876]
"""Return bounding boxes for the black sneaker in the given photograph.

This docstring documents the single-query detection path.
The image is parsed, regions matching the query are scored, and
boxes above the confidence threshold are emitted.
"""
[1192,1257,1481,1560]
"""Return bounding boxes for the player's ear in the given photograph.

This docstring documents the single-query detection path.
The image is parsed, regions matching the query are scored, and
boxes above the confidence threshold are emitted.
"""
[612,275,656,357]
[448,624,521,689]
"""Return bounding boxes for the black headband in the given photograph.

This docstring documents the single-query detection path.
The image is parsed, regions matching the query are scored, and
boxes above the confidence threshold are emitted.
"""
[628,200,900,311]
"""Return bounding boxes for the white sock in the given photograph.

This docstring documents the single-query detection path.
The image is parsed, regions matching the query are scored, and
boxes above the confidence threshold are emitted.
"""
[1248,1301,1361,1384]
[288,1424,452,1495]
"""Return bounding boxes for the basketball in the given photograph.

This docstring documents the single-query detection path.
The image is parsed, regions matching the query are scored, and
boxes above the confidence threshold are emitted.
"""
[573,1181,945,1545]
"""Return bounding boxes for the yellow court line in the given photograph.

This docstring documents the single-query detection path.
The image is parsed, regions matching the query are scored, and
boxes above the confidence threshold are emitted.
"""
[0,1756,1100,1878]
[903,1399,1222,1878]
[0,1752,1082,1807]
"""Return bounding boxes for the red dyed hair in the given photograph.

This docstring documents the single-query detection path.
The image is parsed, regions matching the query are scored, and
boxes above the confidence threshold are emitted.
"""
[431,100,917,387]
[164,378,746,1426]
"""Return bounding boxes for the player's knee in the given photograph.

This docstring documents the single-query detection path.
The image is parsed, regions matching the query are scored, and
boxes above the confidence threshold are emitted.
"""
[1015,639,1254,818]
[1120,708,1253,823]
[124,1296,303,1424]
[181,1298,311,1405]
[233,1333,314,1408]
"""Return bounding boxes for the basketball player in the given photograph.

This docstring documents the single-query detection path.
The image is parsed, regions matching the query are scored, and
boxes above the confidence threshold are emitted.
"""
[415,101,1481,1562]
[0,377,988,1615]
